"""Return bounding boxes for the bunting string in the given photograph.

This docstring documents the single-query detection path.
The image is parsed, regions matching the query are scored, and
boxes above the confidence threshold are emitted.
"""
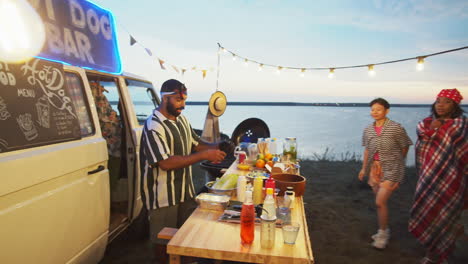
[119,22,213,79]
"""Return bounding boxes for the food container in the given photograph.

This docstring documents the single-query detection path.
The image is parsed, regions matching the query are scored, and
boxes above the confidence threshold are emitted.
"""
[205,181,236,199]
[196,193,230,211]
[271,173,306,196]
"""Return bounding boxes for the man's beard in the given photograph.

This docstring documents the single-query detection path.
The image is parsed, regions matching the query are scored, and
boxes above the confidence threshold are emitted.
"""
[167,103,184,117]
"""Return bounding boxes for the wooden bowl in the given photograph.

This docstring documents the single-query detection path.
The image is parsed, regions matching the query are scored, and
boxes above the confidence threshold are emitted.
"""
[271,174,306,196]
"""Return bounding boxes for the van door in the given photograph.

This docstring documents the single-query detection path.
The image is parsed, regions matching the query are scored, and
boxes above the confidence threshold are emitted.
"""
[120,77,159,220]
[84,74,131,241]
[0,60,109,264]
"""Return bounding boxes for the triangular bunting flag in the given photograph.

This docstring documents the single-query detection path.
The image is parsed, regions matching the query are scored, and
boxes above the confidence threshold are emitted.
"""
[171,65,180,73]
[130,35,137,46]
[158,58,166,70]
[145,48,153,56]
[191,66,197,71]
[202,70,207,79]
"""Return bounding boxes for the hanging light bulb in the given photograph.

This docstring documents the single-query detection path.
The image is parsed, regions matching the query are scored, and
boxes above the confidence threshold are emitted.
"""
[0,0,46,63]
[258,63,264,71]
[416,57,425,71]
[222,47,227,53]
[232,54,237,61]
[328,68,335,79]
[244,58,248,67]
[276,66,283,74]
[300,68,306,77]
[368,65,376,77]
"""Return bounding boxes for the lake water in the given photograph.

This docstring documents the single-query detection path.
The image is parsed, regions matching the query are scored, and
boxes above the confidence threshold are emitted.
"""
[135,104,468,166]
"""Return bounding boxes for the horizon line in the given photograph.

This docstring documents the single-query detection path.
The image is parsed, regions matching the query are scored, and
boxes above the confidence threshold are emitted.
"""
[120,101,468,107]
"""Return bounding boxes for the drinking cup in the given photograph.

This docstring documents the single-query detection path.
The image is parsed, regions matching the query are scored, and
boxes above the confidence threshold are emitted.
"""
[234,150,247,163]
[282,222,300,244]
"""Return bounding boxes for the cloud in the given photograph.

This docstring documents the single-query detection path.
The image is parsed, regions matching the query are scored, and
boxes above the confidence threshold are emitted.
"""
[314,0,468,33]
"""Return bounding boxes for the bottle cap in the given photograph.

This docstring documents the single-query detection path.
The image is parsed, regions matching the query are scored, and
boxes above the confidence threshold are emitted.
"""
[266,188,274,195]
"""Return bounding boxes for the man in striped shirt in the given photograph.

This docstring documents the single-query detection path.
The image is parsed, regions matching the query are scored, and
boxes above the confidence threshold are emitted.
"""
[140,79,226,263]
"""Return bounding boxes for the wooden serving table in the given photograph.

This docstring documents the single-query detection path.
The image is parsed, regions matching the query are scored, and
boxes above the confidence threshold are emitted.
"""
[167,162,314,264]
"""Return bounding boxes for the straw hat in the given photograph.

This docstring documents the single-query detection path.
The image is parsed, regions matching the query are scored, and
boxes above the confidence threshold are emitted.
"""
[208,91,227,117]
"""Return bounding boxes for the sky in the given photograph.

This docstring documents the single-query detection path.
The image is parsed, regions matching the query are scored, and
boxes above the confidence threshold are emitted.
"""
[93,0,468,103]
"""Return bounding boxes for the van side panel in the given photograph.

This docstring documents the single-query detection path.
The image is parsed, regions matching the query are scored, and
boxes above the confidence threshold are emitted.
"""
[0,137,109,264]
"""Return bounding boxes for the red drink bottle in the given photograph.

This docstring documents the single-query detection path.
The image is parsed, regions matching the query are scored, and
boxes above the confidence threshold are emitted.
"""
[240,190,255,244]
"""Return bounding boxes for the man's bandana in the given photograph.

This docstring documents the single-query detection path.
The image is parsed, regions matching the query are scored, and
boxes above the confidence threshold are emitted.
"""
[160,88,187,98]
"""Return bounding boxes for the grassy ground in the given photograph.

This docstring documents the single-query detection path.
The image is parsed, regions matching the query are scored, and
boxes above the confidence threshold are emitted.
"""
[100,160,468,264]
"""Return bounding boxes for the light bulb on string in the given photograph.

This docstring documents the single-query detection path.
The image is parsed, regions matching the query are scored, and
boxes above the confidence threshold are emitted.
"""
[328,68,335,79]
[222,47,227,53]
[416,57,425,71]
[368,65,376,77]
[0,0,46,63]
[232,54,237,61]
[244,58,248,67]
[276,66,283,75]
[300,68,306,77]
[258,64,264,72]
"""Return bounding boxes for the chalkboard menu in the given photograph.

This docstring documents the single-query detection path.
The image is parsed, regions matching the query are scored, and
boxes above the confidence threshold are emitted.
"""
[0,59,81,153]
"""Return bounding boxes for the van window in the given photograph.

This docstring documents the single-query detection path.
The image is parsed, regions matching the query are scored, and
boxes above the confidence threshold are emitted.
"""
[126,79,159,125]
[65,72,94,137]
[88,78,122,157]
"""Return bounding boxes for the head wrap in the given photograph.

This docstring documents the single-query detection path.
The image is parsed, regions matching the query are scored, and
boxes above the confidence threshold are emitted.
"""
[160,79,187,97]
[437,88,463,104]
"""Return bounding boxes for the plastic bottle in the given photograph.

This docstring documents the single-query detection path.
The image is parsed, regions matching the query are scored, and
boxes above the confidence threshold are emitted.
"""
[285,186,295,209]
[253,176,263,205]
[262,188,276,219]
[260,214,276,249]
[240,190,255,244]
[237,175,247,203]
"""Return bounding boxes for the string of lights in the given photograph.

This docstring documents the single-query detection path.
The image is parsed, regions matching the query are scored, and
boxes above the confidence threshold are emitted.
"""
[217,43,468,78]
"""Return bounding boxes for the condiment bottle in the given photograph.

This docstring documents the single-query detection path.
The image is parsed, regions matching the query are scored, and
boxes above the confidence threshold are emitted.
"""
[262,188,276,219]
[265,175,276,193]
[285,186,295,209]
[253,176,263,205]
[237,175,247,203]
[240,190,255,244]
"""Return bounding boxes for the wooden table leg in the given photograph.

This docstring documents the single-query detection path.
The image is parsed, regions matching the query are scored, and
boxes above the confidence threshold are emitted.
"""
[169,254,181,264]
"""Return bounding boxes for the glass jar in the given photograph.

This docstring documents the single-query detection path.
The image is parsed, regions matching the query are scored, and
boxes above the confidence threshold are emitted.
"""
[283,137,297,162]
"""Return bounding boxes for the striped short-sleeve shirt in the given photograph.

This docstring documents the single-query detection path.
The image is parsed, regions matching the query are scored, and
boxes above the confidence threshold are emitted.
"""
[140,109,200,209]
[362,119,413,183]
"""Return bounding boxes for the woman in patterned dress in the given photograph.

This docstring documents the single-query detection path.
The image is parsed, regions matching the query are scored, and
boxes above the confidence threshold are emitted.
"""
[358,98,413,249]
[409,88,467,264]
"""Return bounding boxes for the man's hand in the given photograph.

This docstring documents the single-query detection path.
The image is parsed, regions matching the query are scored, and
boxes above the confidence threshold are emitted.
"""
[218,140,235,155]
[203,149,226,163]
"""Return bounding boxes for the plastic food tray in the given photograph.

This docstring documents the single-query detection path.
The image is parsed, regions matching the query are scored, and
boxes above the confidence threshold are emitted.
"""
[196,193,230,211]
